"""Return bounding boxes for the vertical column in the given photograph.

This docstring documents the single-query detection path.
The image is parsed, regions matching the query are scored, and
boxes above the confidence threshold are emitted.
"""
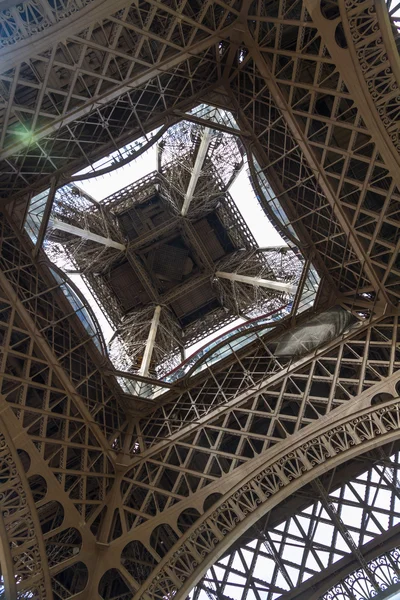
[139,305,162,377]
[181,128,212,216]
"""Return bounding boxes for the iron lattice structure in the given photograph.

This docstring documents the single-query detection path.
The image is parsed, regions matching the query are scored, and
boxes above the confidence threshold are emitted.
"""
[1,0,400,600]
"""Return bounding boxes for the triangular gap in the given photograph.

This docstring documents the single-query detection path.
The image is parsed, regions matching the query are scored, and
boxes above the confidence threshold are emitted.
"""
[315,549,330,568]
[69,422,89,445]
[364,364,385,383]
[175,475,190,498]
[165,446,181,467]
[343,485,362,504]
[144,461,161,484]
[304,552,320,573]
[290,85,311,112]
[207,455,224,477]
[107,508,122,542]
[175,444,190,464]
[9,331,32,354]
[240,548,255,569]
[49,391,69,414]
[341,340,366,359]
[370,324,394,343]
[87,450,105,472]
[274,571,291,591]
[196,428,215,448]
[23,410,44,432]
[275,56,295,82]
[318,64,340,91]
[313,358,336,377]
[256,390,279,413]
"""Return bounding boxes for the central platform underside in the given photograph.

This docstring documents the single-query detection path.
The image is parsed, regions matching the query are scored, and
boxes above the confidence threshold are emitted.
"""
[44,119,306,374]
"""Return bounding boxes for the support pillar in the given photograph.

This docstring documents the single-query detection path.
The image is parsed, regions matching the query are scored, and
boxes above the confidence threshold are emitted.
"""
[181,128,212,216]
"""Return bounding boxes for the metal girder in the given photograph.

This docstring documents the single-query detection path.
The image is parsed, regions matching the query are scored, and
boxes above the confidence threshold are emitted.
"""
[0,267,115,458]
[242,33,390,306]
[192,448,400,600]
[49,219,126,251]
[0,34,223,161]
[284,524,400,600]
[216,270,298,294]
[2,2,400,599]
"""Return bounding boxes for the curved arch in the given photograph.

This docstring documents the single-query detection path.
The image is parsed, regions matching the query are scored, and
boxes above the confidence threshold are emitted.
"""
[177,507,201,533]
[150,523,179,558]
[312,543,400,600]
[192,449,400,600]
[164,306,288,382]
[134,397,400,600]
[99,567,131,599]
[47,263,107,355]
[203,493,223,513]
[343,0,400,156]
[53,560,89,598]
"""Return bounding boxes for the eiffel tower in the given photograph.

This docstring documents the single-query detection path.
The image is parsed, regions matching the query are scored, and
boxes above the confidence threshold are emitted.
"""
[1,0,400,598]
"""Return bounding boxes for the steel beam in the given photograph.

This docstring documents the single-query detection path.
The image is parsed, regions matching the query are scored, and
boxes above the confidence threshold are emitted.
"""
[139,305,162,377]
[216,270,297,294]
[182,128,212,216]
[0,34,226,161]
[243,34,390,305]
[32,178,58,258]
[49,219,126,251]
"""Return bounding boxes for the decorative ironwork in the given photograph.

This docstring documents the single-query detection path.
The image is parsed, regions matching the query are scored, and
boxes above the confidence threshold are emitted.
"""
[343,0,400,152]
[0,0,95,47]
[191,449,400,600]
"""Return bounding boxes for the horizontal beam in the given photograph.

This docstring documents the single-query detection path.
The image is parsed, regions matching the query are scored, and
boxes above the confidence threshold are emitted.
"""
[216,270,297,294]
[49,219,126,251]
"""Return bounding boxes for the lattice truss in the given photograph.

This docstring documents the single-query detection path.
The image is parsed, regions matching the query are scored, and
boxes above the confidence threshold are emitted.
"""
[215,247,303,320]
[0,216,132,599]
[1,0,400,311]
[46,185,125,275]
[1,211,400,600]
[0,1,238,197]
[227,0,400,307]
[2,0,400,598]
[108,304,183,376]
